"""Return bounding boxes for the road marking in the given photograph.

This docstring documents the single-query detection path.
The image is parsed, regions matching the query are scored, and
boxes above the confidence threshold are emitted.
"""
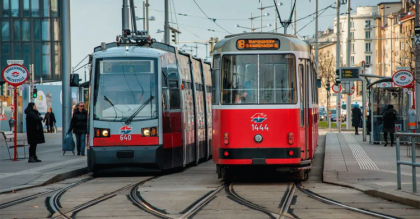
[343,134,379,170]
[0,157,85,179]
[371,182,411,186]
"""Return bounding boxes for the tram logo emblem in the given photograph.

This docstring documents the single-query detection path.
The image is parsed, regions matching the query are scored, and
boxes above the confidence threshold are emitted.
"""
[251,113,267,123]
[11,72,20,77]
[120,126,132,134]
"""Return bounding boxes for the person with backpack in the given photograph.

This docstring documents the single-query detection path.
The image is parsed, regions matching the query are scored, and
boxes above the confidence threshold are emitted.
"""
[382,104,397,147]
[68,102,88,155]
[351,104,362,135]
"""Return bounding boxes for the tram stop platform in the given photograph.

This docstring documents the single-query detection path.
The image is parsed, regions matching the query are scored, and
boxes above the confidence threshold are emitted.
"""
[324,132,420,208]
[0,133,87,194]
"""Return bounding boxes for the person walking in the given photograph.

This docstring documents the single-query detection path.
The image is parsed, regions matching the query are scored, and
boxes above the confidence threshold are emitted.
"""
[25,102,45,162]
[382,104,397,147]
[68,102,87,155]
[43,107,56,133]
[351,104,362,135]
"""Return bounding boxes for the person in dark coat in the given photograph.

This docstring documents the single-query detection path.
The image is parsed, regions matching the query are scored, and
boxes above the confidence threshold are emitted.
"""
[43,107,56,133]
[382,104,397,147]
[351,104,362,135]
[25,102,45,162]
[68,102,88,155]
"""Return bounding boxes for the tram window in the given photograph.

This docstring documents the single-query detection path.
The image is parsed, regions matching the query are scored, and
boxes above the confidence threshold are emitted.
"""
[299,64,304,127]
[169,89,180,109]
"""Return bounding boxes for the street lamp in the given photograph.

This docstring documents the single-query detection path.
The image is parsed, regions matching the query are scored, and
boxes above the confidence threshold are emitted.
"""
[236,23,272,32]
[248,13,270,32]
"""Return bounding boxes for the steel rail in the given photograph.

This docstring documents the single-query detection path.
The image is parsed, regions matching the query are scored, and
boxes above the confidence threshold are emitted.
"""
[295,183,402,219]
[278,183,296,219]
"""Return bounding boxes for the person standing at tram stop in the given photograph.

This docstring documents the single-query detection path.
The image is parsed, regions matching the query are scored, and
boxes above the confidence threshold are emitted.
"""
[351,104,362,135]
[25,102,45,163]
[68,102,88,155]
[43,107,56,133]
[382,104,397,147]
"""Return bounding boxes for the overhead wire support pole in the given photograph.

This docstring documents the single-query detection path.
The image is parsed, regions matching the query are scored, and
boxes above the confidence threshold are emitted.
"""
[129,0,137,34]
[164,0,169,44]
[62,0,72,142]
[294,1,296,35]
[336,0,341,133]
[315,0,318,76]
[346,0,351,129]
[122,0,129,31]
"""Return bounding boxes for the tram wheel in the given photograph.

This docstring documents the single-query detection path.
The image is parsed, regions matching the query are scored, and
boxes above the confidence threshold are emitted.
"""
[295,169,309,180]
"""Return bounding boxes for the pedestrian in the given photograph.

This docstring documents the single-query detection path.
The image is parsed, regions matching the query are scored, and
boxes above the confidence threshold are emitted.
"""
[43,107,56,133]
[351,104,362,135]
[382,104,397,147]
[24,102,45,163]
[68,102,87,155]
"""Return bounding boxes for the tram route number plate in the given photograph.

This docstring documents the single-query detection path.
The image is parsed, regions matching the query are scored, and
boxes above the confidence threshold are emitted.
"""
[237,39,280,50]
[120,134,132,141]
[252,124,269,131]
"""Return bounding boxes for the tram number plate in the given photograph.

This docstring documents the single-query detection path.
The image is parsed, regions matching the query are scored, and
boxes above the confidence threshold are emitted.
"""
[252,124,269,131]
[120,134,132,141]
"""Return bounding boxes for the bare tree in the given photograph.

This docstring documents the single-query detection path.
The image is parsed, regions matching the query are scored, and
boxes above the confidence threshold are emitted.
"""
[394,27,419,83]
[318,50,336,88]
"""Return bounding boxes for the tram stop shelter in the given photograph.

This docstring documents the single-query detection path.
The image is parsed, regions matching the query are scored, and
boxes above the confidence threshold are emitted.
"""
[368,78,411,144]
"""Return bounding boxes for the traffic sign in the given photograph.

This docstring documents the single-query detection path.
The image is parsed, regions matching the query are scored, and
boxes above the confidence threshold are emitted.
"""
[332,84,342,93]
[348,86,355,95]
[392,70,414,88]
[340,67,360,81]
[2,64,29,86]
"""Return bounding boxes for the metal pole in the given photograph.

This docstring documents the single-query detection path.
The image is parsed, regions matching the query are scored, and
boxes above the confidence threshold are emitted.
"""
[164,0,169,44]
[328,90,331,129]
[30,64,34,102]
[122,0,129,31]
[293,1,296,35]
[143,1,145,30]
[411,135,417,193]
[390,14,393,76]
[362,78,366,141]
[415,0,420,124]
[145,0,149,32]
[315,0,318,71]
[274,6,277,33]
[13,88,17,161]
[260,1,263,32]
[62,0,71,141]
[396,135,401,189]
[336,0,341,133]
[346,0,351,129]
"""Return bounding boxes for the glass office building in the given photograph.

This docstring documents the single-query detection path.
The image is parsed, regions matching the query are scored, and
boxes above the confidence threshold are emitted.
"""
[0,0,62,82]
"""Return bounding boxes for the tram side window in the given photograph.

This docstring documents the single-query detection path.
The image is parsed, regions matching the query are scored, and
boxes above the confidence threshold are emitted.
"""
[169,80,181,109]
[212,56,220,105]
[299,64,304,127]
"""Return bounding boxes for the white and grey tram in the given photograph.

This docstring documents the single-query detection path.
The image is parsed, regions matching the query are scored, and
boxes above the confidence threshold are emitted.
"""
[86,33,212,172]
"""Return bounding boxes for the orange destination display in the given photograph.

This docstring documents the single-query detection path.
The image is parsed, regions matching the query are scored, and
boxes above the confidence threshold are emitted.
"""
[236,39,280,50]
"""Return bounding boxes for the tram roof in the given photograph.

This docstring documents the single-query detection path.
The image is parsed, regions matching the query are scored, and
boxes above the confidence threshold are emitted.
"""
[93,45,167,59]
[214,32,310,54]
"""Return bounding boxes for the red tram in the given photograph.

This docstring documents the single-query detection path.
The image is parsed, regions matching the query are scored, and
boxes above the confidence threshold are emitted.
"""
[86,32,212,172]
[211,33,319,179]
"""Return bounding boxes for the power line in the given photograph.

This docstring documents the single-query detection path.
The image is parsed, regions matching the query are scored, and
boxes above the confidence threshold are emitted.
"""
[171,0,179,29]
[192,0,232,34]
[296,5,332,35]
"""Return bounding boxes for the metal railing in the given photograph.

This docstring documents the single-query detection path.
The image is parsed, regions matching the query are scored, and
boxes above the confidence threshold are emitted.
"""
[396,132,420,193]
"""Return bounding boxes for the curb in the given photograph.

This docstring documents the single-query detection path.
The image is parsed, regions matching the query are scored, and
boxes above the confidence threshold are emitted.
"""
[323,175,420,208]
[0,167,88,195]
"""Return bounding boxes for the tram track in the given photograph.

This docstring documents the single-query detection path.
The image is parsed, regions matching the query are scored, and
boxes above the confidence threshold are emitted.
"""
[128,182,224,219]
[46,177,158,219]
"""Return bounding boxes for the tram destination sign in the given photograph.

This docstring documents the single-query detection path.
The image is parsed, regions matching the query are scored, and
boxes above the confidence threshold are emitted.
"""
[237,39,280,50]
[339,67,360,81]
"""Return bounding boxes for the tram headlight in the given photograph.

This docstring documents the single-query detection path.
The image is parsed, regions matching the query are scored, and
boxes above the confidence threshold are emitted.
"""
[142,128,150,137]
[94,128,110,138]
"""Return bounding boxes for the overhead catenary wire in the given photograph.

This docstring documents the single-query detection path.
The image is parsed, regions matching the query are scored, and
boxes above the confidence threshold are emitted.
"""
[296,5,332,35]
[171,0,179,30]
[192,0,232,34]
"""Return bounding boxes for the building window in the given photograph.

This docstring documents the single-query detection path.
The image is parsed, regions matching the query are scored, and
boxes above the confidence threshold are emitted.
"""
[22,20,30,41]
[365,31,371,39]
[22,43,31,66]
[53,18,59,41]
[350,32,354,39]
[34,19,41,40]
[350,21,354,28]
[351,56,355,65]
[42,43,51,77]
[14,43,21,59]
[10,0,19,17]
[3,0,10,17]
[23,0,30,17]
[1,43,11,69]
[54,43,61,77]
[51,0,59,17]
[44,0,50,17]
[13,20,20,41]
[34,43,42,76]
[42,19,50,41]
[351,43,355,53]
[365,43,371,52]
[365,20,371,28]
[31,0,40,17]
[1,20,10,41]
[366,56,371,65]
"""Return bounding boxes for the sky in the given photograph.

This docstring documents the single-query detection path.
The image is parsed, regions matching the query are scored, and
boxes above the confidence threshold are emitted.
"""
[70,0,401,78]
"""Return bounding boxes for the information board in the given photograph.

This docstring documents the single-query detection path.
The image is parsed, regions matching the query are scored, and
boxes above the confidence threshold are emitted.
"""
[340,67,360,81]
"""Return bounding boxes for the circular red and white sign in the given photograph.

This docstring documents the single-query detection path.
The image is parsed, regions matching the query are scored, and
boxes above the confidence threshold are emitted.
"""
[2,64,29,86]
[348,86,355,95]
[332,84,342,93]
[392,70,414,87]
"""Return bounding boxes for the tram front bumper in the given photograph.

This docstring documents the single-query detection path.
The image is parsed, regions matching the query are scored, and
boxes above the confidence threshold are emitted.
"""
[89,145,164,170]
[218,147,301,165]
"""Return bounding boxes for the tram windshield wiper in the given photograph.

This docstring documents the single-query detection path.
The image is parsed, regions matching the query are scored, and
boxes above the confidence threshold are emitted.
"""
[104,95,118,121]
[124,96,154,125]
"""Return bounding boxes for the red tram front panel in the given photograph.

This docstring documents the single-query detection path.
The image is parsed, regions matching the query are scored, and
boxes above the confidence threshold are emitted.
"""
[212,108,303,165]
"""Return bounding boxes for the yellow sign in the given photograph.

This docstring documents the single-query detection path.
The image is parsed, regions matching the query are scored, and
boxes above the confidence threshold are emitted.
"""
[237,39,280,50]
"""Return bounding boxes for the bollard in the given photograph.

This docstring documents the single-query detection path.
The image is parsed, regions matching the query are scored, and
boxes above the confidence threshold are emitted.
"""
[412,136,417,193]
[396,135,401,190]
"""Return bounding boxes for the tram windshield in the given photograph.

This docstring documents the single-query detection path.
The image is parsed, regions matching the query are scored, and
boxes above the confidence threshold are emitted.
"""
[93,58,157,121]
[221,54,296,104]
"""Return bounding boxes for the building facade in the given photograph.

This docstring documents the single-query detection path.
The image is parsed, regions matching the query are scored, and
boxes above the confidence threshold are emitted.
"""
[0,0,63,83]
